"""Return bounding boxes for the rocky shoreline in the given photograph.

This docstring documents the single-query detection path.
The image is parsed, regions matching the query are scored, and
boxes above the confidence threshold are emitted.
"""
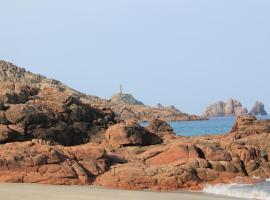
[0,60,269,192]
[0,114,269,191]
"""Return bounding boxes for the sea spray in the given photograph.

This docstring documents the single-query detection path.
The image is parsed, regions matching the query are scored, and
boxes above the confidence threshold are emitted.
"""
[204,182,270,200]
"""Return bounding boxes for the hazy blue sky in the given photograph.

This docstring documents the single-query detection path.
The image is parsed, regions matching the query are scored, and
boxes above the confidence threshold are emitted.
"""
[1,0,269,114]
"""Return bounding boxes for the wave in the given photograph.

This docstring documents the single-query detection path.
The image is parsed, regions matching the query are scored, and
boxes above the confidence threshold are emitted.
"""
[204,182,270,200]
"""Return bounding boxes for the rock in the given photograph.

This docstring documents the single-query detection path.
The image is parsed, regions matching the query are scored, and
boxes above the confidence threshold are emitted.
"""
[110,93,144,105]
[228,115,270,139]
[0,142,112,185]
[0,81,116,145]
[143,143,203,166]
[249,101,267,116]
[146,119,176,142]
[203,98,248,117]
[0,125,22,143]
[157,104,182,113]
[0,102,269,192]
[96,129,270,191]
[205,146,231,161]
[105,121,162,147]
[111,104,206,122]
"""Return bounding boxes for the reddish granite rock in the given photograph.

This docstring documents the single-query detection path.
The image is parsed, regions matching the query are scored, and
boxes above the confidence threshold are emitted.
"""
[0,141,111,185]
[229,115,270,139]
[105,122,144,147]
[0,105,270,192]
[0,125,22,143]
[96,119,270,191]
[142,143,203,166]
[205,146,231,161]
[0,82,116,146]
[146,119,176,143]
[105,121,162,147]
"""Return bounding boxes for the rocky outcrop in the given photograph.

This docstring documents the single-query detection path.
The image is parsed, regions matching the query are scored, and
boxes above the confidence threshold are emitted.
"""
[203,98,248,117]
[0,60,108,107]
[109,93,205,122]
[249,101,267,116]
[0,141,112,185]
[96,116,270,190]
[157,104,182,113]
[111,104,206,122]
[105,121,162,147]
[146,119,176,143]
[95,134,270,190]
[110,93,144,105]
[227,115,270,139]
[0,82,116,146]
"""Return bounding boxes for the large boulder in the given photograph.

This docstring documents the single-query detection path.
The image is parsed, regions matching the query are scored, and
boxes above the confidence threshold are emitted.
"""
[146,119,176,143]
[229,115,270,139]
[105,121,162,147]
[140,143,204,166]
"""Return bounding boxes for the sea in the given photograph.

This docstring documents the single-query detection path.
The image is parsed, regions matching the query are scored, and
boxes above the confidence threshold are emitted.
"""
[143,115,270,199]
[169,115,270,137]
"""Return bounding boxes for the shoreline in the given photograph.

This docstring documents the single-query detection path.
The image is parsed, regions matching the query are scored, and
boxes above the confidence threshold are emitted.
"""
[0,183,240,200]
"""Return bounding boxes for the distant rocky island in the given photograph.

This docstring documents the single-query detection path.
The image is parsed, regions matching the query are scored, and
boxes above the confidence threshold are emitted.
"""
[249,101,268,116]
[203,98,267,117]
[0,60,269,192]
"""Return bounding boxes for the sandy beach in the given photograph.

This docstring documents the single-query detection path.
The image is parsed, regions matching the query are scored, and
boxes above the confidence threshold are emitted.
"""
[0,183,240,200]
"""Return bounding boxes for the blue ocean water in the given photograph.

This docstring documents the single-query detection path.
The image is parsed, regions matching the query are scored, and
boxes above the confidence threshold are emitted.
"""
[169,117,235,136]
[170,115,270,136]
[142,115,270,136]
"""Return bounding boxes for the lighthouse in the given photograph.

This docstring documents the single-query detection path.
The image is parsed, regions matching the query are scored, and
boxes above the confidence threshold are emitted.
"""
[120,84,123,95]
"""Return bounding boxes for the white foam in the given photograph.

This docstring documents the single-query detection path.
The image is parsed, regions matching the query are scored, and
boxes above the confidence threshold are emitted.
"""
[204,183,270,200]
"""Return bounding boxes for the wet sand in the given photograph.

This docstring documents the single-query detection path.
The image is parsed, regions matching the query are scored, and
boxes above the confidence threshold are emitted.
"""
[0,183,240,200]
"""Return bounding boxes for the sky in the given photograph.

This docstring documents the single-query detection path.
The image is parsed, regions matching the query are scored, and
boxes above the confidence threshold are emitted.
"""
[0,0,269,115]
